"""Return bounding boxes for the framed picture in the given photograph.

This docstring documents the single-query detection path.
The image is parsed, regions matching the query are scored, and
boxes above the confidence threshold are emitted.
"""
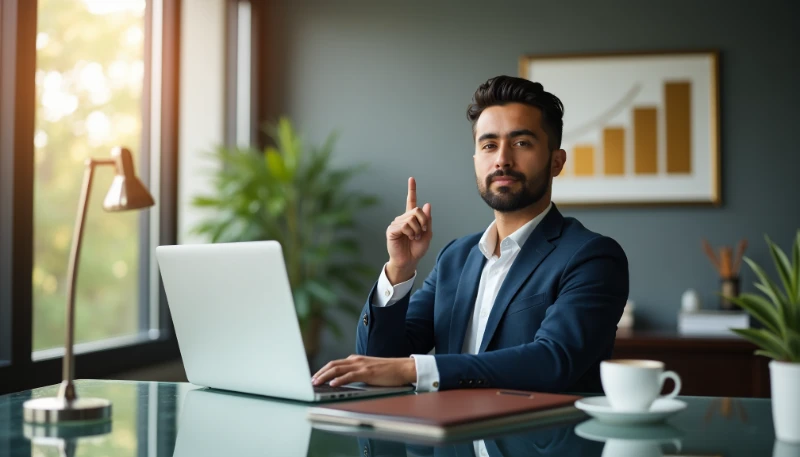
[520,50,720,207]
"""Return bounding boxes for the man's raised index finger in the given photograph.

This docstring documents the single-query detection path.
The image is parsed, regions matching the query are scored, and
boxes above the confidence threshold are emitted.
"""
[406,177,417,211]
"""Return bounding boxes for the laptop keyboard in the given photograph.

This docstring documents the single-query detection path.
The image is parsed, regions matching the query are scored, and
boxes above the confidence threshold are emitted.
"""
[313,384,361,393]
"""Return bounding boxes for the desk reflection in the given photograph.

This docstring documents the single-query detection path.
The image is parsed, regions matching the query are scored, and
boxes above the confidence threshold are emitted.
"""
[173,389,314,457]
[354,420,602,457]
[161,387,780,457]
[2,381,780,457]
[172,388,603,457]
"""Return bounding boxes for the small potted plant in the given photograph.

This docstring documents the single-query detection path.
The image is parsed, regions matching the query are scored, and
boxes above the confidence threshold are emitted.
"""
[729,230,800,443]
[191,117,379,361]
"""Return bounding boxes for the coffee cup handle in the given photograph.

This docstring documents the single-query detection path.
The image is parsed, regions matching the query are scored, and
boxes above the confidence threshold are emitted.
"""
[658,370,682,400]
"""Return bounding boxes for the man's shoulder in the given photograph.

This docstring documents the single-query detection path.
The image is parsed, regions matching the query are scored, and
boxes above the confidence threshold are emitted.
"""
[559,215,626,259]
[560,215,601,242]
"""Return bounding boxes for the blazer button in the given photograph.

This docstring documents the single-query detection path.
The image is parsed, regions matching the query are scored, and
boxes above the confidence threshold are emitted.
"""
[459,380,464,386]
[362,314,369,326]
[468,380,473,385]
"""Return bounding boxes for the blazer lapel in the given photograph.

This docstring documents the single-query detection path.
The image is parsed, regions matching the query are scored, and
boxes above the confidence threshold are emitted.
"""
[478,207,564,353]
[448,245,486,354]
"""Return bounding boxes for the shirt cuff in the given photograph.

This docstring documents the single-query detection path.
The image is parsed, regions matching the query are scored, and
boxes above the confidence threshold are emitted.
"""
[410,354,440,392]
[371,263,416,307]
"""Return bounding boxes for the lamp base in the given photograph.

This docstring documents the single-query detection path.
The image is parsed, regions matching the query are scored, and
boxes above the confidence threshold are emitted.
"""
[23,397,112,424]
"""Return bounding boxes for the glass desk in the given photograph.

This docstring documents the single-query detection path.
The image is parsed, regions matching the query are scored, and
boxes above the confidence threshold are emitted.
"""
[0,380,797,457]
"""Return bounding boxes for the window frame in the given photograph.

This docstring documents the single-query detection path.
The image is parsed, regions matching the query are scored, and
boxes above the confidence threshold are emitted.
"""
[0,0,182,395]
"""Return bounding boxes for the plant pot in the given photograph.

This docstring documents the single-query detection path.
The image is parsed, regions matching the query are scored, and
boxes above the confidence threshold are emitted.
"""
[770,361,800,443]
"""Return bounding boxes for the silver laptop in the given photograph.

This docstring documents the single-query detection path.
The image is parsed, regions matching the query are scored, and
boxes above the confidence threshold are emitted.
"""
[156,240,413,402]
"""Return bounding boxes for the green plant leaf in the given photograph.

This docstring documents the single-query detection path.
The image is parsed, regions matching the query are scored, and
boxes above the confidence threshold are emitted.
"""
[794,230,800,304]
[754,283,782,311]
[754,350,784,360]
[728,293,782,336]
[274,116,302,172]
[294,287,311,320]
[265,196,287,217]
[202,219,235,243]
[304,246,330,265]
[731,328,789,361]
[265,147,291,182]
[192,196,222,207]
[306,280,338,306]
[766,235,797,305]
[786,328,800,362]
[745,257,790,324]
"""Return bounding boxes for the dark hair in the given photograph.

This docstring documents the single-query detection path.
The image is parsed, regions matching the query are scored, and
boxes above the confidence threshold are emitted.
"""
[467,76,564,151]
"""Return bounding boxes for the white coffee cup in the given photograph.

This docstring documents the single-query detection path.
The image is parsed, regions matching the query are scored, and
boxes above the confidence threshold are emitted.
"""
[600,359,682,412]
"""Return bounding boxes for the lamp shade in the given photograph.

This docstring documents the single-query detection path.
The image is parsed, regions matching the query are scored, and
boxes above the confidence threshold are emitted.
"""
[102,147,155,211]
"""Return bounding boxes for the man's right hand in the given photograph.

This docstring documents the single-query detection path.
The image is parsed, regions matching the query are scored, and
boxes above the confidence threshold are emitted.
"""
[385,177,432,284]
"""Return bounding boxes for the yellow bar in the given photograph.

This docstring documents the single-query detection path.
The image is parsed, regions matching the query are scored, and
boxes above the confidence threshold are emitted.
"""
[573,145,595,176]
[603,127,625,175]
[665,82,692,174]
[634,107,658,174]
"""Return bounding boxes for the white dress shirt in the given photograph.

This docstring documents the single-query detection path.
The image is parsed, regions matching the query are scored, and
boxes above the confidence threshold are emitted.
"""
[372,203,552,457]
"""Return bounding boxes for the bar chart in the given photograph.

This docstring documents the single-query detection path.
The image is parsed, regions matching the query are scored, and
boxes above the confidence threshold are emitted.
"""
[562,81,692,178]
[520,51,719,206]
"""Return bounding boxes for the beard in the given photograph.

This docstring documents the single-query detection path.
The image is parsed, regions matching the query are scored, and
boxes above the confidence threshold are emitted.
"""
[477,165,550,213]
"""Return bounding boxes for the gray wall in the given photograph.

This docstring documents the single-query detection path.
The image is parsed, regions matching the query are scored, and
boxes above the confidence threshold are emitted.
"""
[260,0,800,365]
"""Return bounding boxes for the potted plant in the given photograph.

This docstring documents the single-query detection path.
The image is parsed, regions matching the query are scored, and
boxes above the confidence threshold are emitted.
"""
[191,117,379,361]
[728,230,800,443]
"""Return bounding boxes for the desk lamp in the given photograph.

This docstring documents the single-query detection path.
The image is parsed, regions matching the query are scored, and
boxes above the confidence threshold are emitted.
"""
[23,146,154,423]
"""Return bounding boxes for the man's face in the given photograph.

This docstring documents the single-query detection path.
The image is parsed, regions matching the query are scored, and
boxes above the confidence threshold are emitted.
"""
[473,103,564,212]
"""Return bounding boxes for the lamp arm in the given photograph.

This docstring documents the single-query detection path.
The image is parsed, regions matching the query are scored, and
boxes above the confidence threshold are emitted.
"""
[58,159,115,402]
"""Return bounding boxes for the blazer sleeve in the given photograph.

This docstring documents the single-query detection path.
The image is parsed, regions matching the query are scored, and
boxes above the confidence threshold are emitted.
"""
[433,235,629,391]
[355,240,456,357]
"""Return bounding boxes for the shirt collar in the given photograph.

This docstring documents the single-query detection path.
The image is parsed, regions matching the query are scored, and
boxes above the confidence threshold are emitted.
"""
[478,202,553,259]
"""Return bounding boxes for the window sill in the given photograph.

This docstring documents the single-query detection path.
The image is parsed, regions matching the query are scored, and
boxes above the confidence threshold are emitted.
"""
[0,333,180,395]
[32,330,163,362]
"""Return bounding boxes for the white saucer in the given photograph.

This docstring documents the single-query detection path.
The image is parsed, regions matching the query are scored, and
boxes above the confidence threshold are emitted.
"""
[574,397,687,425]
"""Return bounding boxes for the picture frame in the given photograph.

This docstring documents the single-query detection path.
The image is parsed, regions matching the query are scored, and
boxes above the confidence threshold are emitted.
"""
[520,50,720,207]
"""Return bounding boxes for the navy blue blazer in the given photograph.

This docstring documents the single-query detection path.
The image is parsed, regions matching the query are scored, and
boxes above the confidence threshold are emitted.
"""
[356,204,629,393]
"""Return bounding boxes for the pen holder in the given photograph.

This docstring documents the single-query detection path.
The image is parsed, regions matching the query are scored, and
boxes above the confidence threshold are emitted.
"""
[719,276,740,310]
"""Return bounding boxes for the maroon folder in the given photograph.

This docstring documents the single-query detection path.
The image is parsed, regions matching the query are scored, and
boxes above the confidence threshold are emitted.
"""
[307,389,582,439]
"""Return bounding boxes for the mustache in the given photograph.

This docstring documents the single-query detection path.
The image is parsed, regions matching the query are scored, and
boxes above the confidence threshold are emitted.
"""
[486,169,526,186]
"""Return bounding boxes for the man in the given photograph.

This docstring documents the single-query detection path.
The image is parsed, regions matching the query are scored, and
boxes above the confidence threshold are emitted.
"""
[313,75,629,393]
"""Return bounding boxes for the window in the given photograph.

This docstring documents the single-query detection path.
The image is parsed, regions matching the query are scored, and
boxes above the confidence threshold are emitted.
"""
[0,0,181,394]
[32,0,151,354]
